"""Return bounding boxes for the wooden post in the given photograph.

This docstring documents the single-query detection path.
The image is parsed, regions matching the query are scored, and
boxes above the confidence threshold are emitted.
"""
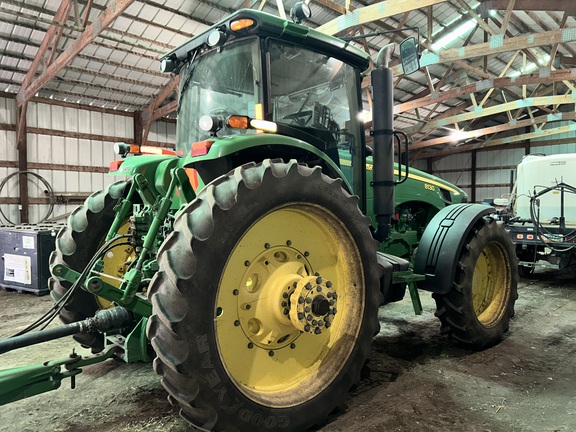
[16,103,29,224]
[471,150,477,203]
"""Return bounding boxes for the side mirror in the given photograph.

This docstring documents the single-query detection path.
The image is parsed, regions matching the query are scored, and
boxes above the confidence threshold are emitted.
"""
[399,37,420,75]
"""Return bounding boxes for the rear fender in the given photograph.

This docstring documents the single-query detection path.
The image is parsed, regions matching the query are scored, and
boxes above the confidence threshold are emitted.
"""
[184,134,350,191]
[414,204,493,294]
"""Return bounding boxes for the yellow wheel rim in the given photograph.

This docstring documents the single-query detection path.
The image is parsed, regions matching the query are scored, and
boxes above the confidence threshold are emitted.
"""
[472,241,511,327]
[216,203,365,408]
[96,220,135,309]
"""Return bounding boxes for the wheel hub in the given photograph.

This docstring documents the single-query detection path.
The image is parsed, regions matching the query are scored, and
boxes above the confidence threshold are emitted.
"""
[235,245,340,350]
[289,276,337,335]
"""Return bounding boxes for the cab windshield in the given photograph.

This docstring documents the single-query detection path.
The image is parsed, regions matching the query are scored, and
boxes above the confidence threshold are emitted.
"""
[176,39,262,153]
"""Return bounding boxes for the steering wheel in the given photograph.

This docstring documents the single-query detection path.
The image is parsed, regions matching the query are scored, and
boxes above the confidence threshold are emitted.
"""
[283,110,313,127]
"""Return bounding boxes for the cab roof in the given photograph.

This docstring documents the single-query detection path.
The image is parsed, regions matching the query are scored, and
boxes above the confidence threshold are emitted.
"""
[161,9,371,73]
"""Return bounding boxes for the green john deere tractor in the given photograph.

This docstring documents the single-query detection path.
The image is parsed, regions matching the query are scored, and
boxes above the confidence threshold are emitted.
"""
[0,9,518,432]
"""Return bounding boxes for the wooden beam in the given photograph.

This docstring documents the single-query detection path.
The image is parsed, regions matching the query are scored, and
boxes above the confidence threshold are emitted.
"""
[153,100,178,121]
[18,140,29,224]
[499,0,516,35]
[408,93,576,134]
[456,0,495,35]
[412,111,576,150]
[18,0,71,96]
[432,165,517,174]
[316,0,448,35]
[141,75,180,144]
[134,111,143,147]
[547,12,568,68]
[471,150,477,203]
[15,0,71,155]
[479,0,576,12]
[21,0,135,103]
[423,123,576,158]
[395,67,576,114]
[411,135,576,161]
[396,27,576,73]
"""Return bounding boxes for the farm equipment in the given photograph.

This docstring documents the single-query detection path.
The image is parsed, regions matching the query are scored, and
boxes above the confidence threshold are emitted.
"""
[504,153,576,276]
[0,9,518,432]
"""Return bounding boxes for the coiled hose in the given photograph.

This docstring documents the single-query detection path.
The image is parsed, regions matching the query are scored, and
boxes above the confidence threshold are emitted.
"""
[0,170,55,225]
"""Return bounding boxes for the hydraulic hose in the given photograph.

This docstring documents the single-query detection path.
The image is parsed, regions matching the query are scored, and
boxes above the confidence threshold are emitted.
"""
[0,307,132,355]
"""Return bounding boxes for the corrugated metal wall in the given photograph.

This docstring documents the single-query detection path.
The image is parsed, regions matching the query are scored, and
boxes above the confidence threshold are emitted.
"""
[0,96,176,225]
[3,93,574,219]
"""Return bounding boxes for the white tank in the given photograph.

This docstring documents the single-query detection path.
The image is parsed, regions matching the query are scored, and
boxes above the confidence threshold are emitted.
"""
[515,153,576,223]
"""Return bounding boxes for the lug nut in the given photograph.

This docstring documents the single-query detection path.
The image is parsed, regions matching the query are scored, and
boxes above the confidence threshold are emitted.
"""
[316,277,322,284]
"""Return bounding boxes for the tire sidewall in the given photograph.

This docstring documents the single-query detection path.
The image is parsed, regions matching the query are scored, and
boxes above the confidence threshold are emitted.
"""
[170,165,379,431]
[459,219,518,346]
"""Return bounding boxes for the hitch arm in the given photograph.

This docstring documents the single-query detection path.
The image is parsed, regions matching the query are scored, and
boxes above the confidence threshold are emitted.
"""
[0,345,120,406]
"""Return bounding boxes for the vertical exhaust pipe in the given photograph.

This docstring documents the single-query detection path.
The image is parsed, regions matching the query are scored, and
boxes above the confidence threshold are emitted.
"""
[371,45,395,243]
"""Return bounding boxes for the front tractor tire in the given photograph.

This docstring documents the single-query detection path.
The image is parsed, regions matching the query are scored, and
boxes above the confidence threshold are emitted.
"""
[433,217,518,349]
[147,159,381,432]
[49,181,134,352]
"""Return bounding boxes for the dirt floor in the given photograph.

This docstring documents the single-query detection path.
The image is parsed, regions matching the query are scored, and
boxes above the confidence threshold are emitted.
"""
[1,269,575,432]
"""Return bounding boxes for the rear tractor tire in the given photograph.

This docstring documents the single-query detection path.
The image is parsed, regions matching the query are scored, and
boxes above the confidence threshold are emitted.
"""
[433,217,518,349]
[147,159,381,432]
[49,181,135,352]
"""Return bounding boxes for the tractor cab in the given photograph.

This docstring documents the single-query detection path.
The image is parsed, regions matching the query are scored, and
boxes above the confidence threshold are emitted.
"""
[163,10,371,201]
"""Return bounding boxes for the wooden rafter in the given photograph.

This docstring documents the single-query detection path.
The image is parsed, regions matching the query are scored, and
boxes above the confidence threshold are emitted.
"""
[20,0,135,104]
[479,0,576,13]
[406,93,576,134]
[411,111,576,150]
[416,123,576,160]
[141,76,180,144]
[397,27,576,73]
[316,0,448,35]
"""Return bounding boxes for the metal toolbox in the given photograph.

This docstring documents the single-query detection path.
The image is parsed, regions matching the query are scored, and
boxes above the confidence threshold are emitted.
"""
[0,223,64,295]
